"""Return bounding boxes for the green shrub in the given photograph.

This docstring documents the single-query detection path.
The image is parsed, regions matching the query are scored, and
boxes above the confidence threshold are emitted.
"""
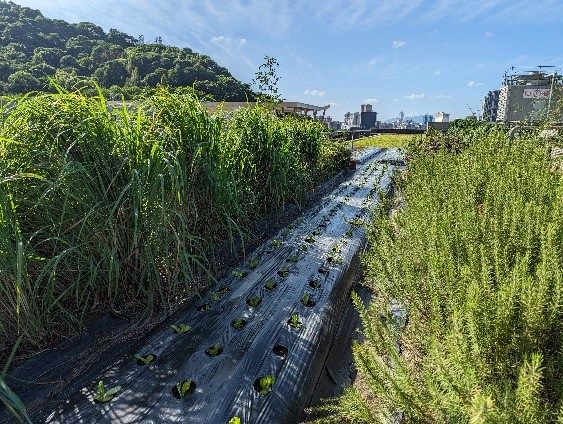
[316,129,563,422]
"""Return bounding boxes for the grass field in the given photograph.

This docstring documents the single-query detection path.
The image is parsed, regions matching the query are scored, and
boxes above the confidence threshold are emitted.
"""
[352,133,417,149]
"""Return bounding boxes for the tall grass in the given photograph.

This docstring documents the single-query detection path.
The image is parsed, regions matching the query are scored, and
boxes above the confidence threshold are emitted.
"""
[315,127,563,422]
[0,89,348,363]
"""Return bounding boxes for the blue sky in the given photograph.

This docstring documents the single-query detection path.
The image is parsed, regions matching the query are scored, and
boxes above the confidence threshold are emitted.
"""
[15,0,563,121]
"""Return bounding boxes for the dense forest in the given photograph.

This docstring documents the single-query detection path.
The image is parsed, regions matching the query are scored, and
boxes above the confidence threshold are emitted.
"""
[0,1,256,100]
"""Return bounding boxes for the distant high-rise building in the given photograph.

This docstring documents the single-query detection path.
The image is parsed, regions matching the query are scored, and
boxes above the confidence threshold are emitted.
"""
[482,90,500,122]
[361,104,373,112]
[434,112,450,122]
[422,114,434,124]
[352,112,361,127]
[399,111,404,123]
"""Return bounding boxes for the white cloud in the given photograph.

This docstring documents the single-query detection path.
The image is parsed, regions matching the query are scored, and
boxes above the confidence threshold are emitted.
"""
[362,98,378,104]
[392,40,407,48]
[484,31,494,37]
[405,93,426,100]
[433,69,441,75]
[467,80,484,87]
[435,94,452,99]
[211,35,247,48]
[393,98,399,102]
[328,102,340,106]
[304,89,326,97]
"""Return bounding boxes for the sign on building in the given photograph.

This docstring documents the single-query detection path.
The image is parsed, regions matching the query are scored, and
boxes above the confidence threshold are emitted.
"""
[523,89,551,99]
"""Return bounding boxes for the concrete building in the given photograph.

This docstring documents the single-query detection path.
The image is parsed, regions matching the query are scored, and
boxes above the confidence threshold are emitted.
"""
[352,112,361,127]
[360,104,377,129]
[422,114,434,124]
[482,90,500,122]
[434,112,450,122]
[495,71,562,122]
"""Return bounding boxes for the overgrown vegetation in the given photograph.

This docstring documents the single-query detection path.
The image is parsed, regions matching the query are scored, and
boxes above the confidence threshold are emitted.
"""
[315,124,563,422]
[0,2,255,100]
[0,89,348,367]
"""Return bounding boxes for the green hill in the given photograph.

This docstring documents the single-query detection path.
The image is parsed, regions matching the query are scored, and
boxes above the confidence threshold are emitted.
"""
[0,1,256,100]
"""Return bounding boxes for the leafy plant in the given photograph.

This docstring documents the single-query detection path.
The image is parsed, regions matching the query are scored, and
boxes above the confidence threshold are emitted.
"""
[271,239,281,247]
[299,243,309,252]
[249,258,260,269]
[134,353,155,365]
[286,254,299,263]
[255,374,276,394]
[231,318,247,329]
[170,324,192,334]
[305,236,315,243]
[205,344,223,357]
[301,292,314,307]
[345,228,353,238]
[173,380,195,399]
[93,381,121,403]
[264,278,277,290]
[232,270,248,279]
[228,417,242,424]
[246,296,262,308]
[288,313,302,329]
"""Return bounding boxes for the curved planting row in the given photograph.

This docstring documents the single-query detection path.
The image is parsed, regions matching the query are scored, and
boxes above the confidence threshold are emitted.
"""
[36,149,404,424]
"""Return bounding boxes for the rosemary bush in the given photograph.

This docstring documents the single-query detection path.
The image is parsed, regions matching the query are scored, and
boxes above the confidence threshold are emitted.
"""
[316,127,563,423]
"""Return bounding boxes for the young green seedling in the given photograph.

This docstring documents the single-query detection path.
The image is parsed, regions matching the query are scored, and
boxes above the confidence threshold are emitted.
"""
[93,381,121,403]
[249,258,260,269]
[173,380,195,399]
[228,418,242,424]
[246,296,262,308]
[288,313,302,329]
[305,236,315,243]
[232,270,248,279]
[255,374,275,394]
[211,292,221,302]
[264,278,277,290]
[134,353,155,365]
[345,228,353,238]
[301,292,315,307]
[271,239,281,247]
[205,344,223,357]
[231,318,247,329]
[299,243,308,252]
[286,254,299,263]
[170,323,191,334]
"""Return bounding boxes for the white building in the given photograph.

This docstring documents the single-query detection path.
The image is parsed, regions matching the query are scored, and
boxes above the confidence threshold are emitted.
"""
[434,112,450,122]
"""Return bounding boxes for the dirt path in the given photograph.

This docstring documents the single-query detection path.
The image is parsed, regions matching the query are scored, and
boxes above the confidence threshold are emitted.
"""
[2,148,404,424]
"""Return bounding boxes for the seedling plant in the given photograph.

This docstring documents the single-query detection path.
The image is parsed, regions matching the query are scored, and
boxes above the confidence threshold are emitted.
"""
[288,313,302,329]
[93,381,121,403]
[170,324,191,334]
[246,296,262,307]
[134,353,156,365]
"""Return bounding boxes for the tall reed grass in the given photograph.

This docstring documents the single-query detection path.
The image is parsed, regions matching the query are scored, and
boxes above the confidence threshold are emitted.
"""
[0,89,348,362]
[315,126,563,423]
